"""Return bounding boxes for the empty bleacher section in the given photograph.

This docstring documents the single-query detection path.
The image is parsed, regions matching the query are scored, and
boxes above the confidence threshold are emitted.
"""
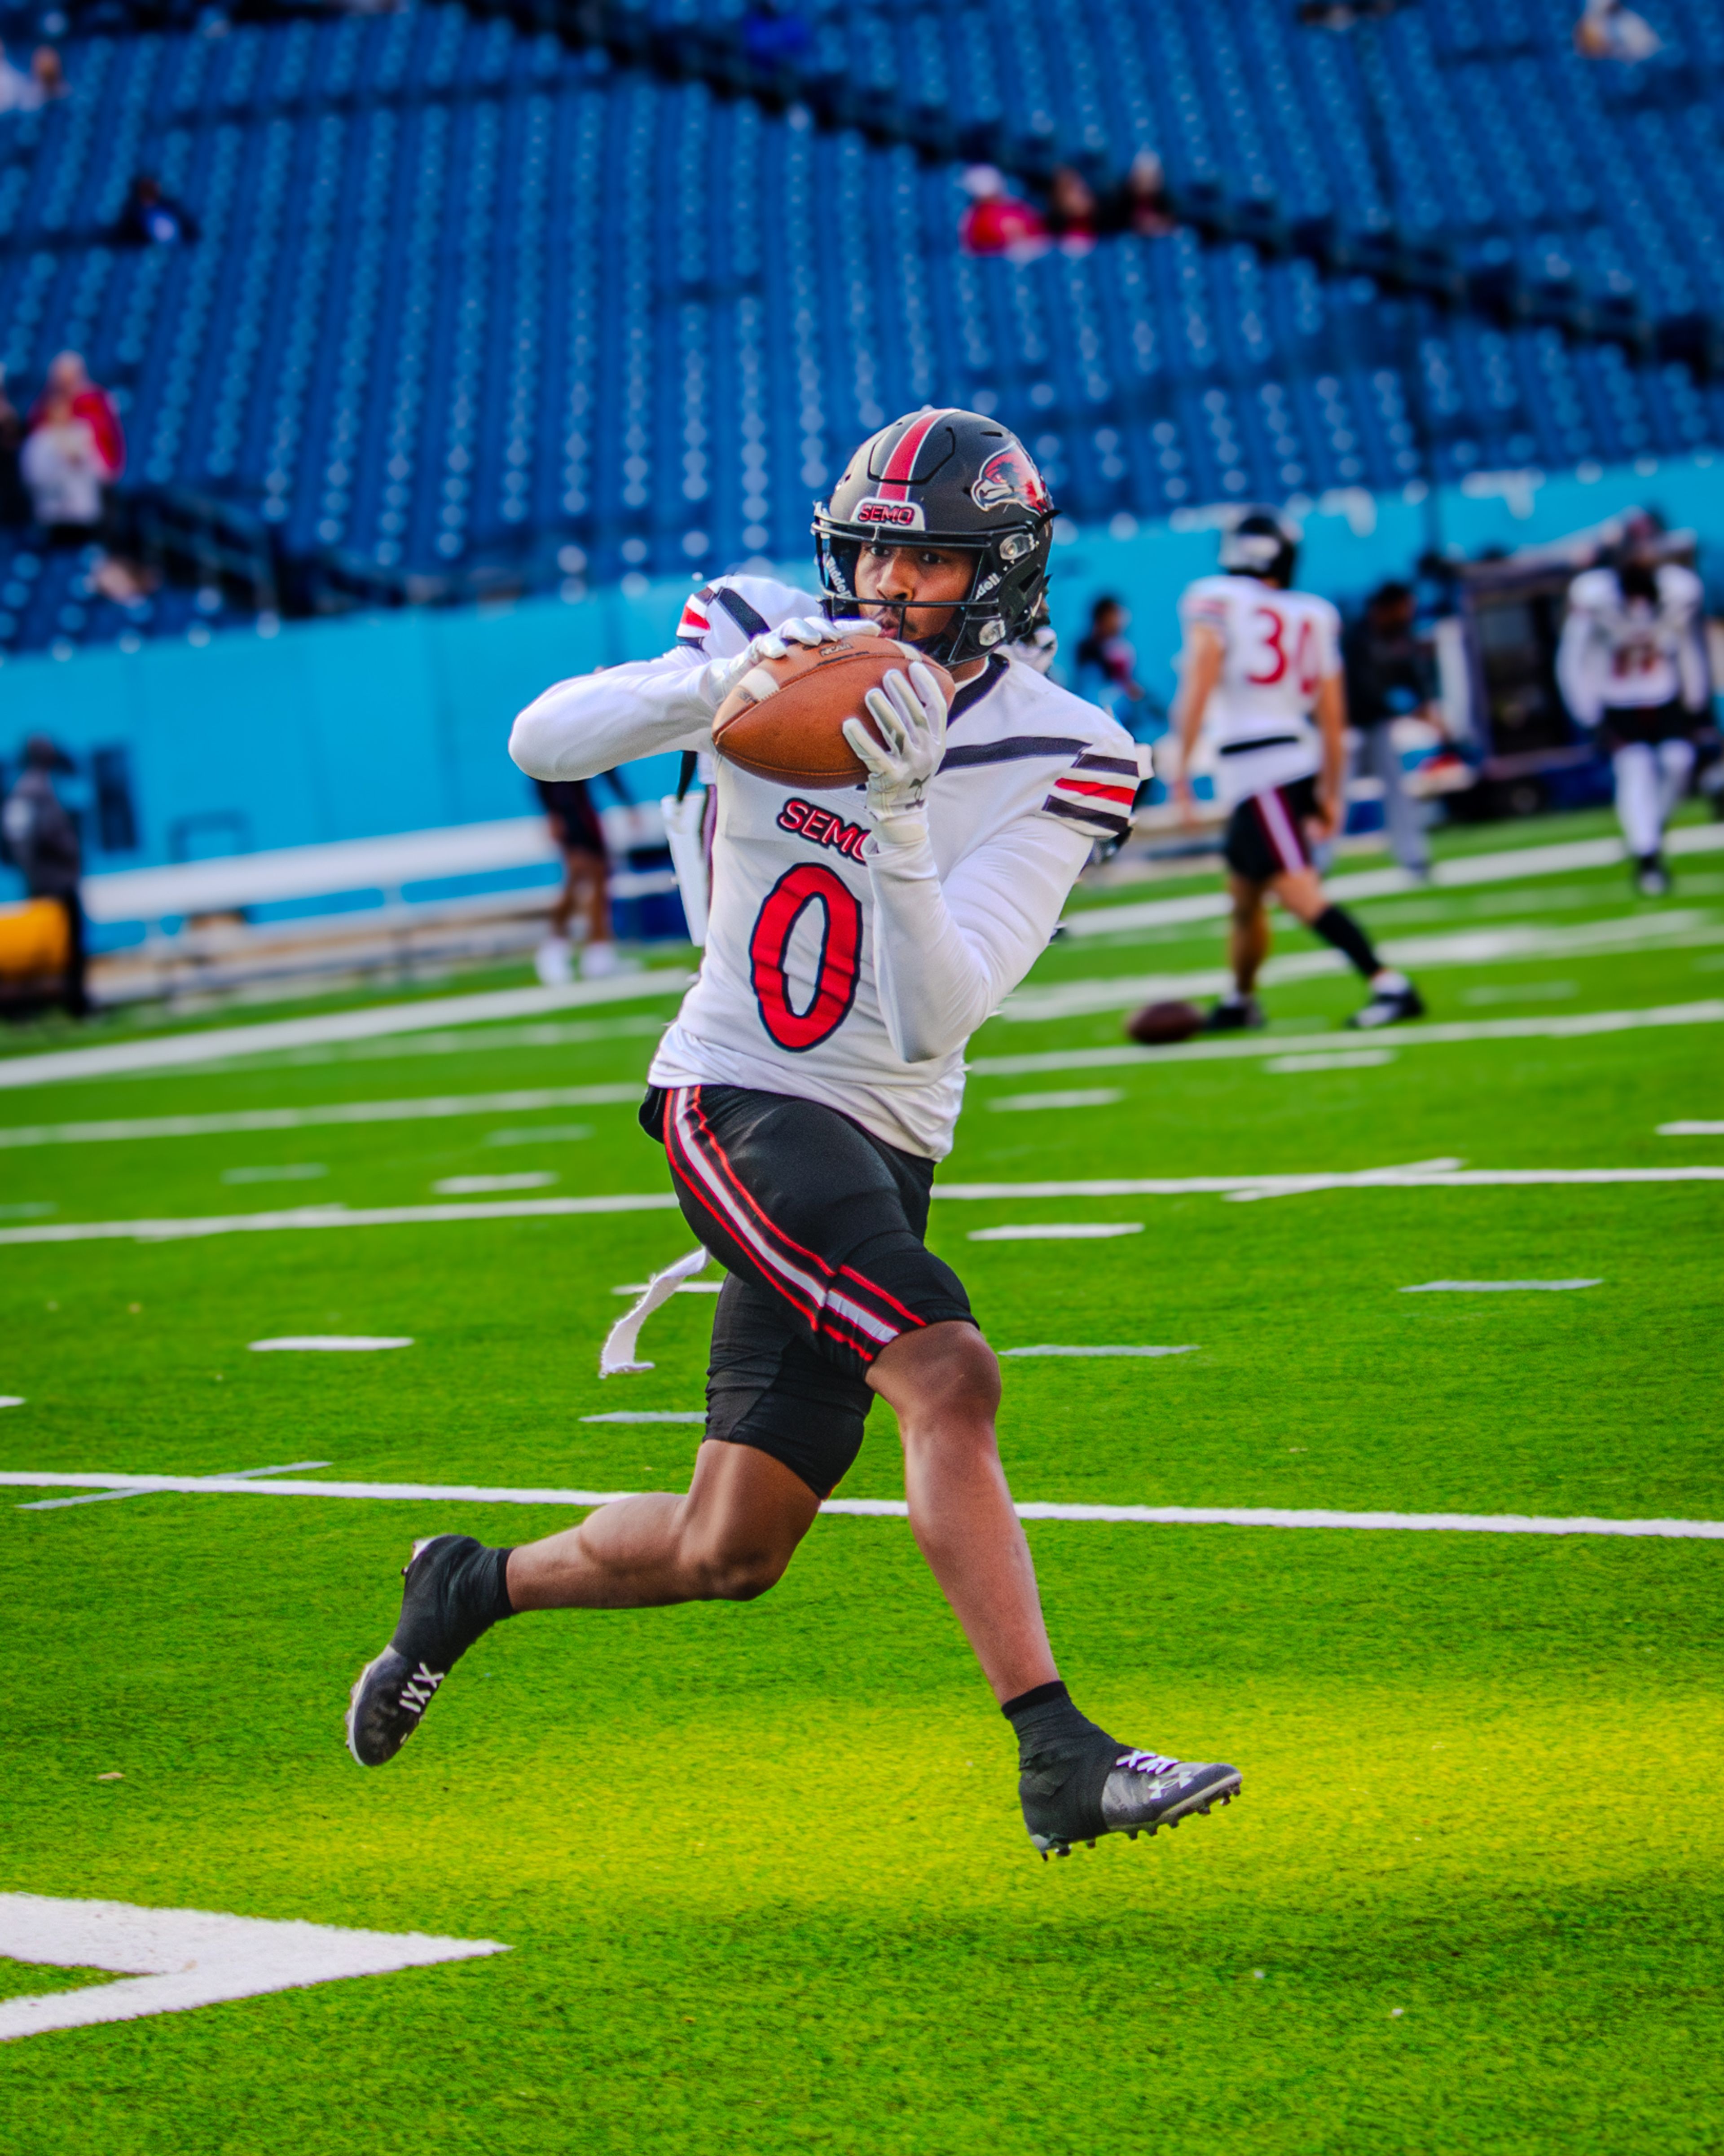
[0,0,1720,667]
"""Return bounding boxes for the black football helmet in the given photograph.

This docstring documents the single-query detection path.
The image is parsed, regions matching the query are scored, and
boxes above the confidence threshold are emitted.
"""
[1220,508,1298,587]
[813,408,1056,667]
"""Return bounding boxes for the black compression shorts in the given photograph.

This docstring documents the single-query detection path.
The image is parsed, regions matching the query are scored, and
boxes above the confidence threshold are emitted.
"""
[1223,773,1321,884]
[1602,701,1698,750]
[642,1082,975,1497]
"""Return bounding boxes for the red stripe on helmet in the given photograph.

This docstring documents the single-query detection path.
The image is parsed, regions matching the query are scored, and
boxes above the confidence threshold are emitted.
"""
[875,409,956,501]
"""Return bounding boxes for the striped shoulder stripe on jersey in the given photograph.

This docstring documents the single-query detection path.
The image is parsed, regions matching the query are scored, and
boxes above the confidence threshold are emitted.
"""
[1042,746,1138,840]
[676,586,715,643]
[664,1087,924,1364]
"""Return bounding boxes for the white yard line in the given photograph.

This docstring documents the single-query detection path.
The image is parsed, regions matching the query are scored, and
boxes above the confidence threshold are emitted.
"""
[0,972,691,1095]
[0,1895,506,2042]
[1000,1345,1198,1358]
[969,998,1724,1078]
[248,1338,413,1351]
[1659,1119,1724,1135]
[0,1160,1715,1249]
[0,1193,681,1245]
[968,1222,1144,1241]
[2,1472,1717,1540]
[14,1460,332,1511]
[1007,911,1722,1024]
[0,1085,644,1151]
[1063,821,1724,939]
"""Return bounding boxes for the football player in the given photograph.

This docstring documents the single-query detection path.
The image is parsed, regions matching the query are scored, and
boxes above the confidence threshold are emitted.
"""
[1556,523,1708,896]
[345,409,1240,1858]
[1171,511,1423,1031]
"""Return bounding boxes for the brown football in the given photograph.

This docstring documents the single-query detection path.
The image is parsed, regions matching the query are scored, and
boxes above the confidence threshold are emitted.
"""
[1125,999,1204,1046]
[712,634,956,791]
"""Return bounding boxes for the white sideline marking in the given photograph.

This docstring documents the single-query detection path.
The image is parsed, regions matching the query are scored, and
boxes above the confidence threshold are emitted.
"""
[2,1472,1718,1539]
[935,1161,1724,1202]
[988,1088,1126,1112]
[0,1192,681,1245]
[968,1222,1143,1241]
[1264,1049,1396,1073]
[1001,1345,1198,1358]
[431,1173,557,1195]
[16,1459,331,1510]
[0,1086,643,1151]
[1007,911,1721,1023]
[249,1337,412,1351]
[969,999,1724,1077]
[1659,1120,1724,1135]
[580,1412,706,1424]
[612,1281,722,1294]
[1400,1280,1602,1293]
[0,973,691,1093]
[220,1164,329,1185]
[0,1396,22,1409]
[0,1894,508,2041]
[1062,821,1724,938]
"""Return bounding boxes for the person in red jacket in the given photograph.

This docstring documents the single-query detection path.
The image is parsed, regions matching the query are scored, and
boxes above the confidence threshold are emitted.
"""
[30,352,124,483]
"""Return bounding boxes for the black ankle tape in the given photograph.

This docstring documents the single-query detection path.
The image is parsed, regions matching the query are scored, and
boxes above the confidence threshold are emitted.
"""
[1003,1679,1071,1722]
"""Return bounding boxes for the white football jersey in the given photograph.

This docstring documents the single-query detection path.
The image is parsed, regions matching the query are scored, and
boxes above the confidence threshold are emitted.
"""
[511,576,1137,1158]
[1178,573,1341,803]
[1556,563,1706,721]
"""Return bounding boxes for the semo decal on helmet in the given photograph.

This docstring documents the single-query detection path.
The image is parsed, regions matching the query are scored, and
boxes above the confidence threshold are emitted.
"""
[970,444,1051,516]
[854,496,927,530]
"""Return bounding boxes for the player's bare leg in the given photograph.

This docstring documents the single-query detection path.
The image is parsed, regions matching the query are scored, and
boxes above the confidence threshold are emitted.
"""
[867,1321,1056,1701]
[1205,873,1271,1030]
[505,1441,819,1609]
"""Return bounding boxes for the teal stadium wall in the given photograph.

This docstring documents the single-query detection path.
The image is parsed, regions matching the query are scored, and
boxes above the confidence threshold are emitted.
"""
[3,453,1719,923]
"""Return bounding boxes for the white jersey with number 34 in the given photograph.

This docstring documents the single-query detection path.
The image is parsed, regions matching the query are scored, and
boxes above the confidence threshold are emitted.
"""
[1178,573,1341,803]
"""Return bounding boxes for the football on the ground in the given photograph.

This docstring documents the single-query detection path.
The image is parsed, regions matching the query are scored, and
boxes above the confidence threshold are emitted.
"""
[1125,999,1204,1046]
[712,634,956,790]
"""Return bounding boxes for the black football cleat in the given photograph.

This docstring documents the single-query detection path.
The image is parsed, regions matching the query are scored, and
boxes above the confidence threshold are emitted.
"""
[1021,1742,1242,1859]
[1346,981,1425,1030]
[1201,993,1266,1033]
[345,1534,507,1767]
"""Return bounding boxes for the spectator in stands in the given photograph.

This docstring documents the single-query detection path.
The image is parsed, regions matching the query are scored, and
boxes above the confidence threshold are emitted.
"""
[0,367,28,528]
[959,167,1048,260]
[1045,166,1099,252]
[116,174,200,247]
[1342,581,1436,879]
[22,353,123,545]
[2,735,86,1016]
[0,40,66,112]
[1116,149,1176,239]
[534,775,623,984]
[1575,0,1662,58]
[1075,597,1157,734]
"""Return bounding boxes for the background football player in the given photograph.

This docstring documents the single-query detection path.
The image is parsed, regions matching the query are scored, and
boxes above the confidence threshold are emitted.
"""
[345,409,1241,1861]
[1171,510,1423,1032]
[1557,518,1709,897]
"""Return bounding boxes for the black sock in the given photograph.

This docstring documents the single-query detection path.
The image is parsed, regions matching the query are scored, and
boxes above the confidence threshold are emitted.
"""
[1310,903,1380,981]
[391,1536,516,1669]
[1003,1680,1127,1840]
[1002,1680,1115,1767]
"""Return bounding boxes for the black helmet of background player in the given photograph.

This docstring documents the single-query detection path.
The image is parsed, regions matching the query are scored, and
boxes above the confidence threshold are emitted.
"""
[813,408,1055,667]
[1219,508,1298,588]
[1614,510,1665,605]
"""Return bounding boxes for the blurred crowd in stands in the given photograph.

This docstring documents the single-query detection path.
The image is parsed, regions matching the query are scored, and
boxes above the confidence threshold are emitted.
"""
[959,153,1175,260]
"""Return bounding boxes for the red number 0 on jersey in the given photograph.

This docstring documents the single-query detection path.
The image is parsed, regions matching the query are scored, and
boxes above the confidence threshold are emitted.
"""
[1245,605,1320,695]
[749,862,863,1052]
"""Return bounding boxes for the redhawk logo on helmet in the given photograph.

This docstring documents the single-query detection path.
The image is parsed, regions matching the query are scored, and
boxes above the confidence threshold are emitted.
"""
[970,445,1051,517]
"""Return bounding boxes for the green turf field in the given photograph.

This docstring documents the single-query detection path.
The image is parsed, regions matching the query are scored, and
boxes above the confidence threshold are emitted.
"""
[2,811,1720,2154]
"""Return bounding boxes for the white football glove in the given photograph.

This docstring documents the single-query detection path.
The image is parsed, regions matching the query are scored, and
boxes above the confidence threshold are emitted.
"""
[842,660,949,829]
[704,613,880,713]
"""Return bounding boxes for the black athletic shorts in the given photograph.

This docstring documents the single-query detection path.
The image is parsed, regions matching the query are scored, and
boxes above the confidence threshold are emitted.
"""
[641,1082,975,1497]
[1602,700,1697,750]
[1223,773,1321,883]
